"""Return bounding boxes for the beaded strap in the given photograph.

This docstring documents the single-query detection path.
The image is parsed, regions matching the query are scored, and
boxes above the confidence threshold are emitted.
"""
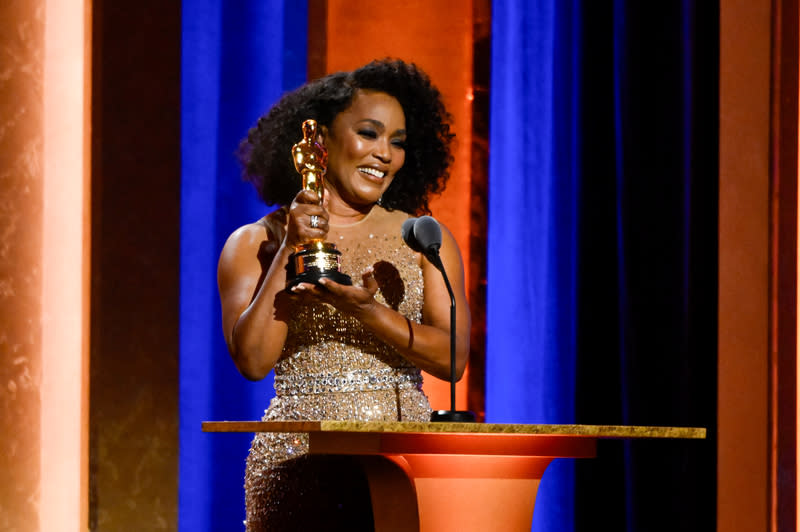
[274,367,422,396]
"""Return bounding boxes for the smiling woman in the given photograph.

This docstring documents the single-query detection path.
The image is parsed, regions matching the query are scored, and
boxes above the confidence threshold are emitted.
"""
[218,59,469,530]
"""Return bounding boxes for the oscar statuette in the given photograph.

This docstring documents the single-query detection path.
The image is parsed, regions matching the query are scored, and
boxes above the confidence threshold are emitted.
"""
[286,119,352,288]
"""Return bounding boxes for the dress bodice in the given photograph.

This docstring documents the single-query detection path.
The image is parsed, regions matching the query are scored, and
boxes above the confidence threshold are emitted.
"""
[273,206,425,395]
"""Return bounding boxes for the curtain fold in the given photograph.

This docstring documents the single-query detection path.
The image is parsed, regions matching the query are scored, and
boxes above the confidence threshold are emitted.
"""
[179,2,308,530]
[488,1,717,531]
[487,1,580,530]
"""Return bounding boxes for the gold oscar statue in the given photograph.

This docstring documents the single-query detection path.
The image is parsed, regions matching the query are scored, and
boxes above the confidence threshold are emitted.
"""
[286,119,352,287]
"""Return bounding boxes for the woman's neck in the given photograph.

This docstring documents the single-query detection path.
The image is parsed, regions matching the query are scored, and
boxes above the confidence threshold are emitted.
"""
[327,203,376,226]
[323,186,376,225]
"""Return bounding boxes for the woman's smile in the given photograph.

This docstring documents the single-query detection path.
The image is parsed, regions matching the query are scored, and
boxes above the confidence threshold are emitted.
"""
[358,166,386,180]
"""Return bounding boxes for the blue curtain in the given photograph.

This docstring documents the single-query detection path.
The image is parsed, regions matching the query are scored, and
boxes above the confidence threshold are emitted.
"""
[486,1,580,531]
[487,1,717,531]
[179,1,307,530]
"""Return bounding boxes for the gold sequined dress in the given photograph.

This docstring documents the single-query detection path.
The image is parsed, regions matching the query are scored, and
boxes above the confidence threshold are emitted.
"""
[244,206,432,531]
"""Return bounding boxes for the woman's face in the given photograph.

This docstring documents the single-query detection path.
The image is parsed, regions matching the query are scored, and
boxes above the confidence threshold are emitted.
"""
[322,90,406,208]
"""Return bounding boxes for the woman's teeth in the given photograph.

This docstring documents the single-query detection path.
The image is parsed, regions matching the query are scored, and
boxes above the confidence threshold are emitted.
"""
[359,167,385,178]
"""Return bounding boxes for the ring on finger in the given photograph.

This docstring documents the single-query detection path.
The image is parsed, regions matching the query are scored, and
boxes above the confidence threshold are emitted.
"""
[310,215,320,229]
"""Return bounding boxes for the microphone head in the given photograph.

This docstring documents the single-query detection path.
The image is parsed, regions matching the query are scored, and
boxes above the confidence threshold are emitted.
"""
[401,217,422,252]
[413,216,442,253]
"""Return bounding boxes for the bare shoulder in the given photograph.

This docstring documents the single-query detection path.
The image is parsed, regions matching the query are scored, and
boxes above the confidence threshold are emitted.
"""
[220,215,281,273]
[222,221,269,256]
[222,209,287,255]
[438,219,457,241]
[433,219,461,256]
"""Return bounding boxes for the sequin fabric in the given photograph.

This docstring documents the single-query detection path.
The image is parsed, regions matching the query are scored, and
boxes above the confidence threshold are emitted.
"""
[244,207,432,531]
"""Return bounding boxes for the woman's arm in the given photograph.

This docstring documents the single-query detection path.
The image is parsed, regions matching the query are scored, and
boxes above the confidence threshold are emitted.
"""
[305,222,470,381]
[217,223,292,380]
[218,190,329,380]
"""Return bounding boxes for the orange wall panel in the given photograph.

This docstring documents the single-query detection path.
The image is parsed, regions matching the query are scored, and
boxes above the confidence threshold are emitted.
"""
[321,0,474,410]
[0,1,45,529]
[719,1,771,530]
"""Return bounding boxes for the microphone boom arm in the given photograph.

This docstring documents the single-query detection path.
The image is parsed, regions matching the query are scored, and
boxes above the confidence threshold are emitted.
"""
[426,250,475,423]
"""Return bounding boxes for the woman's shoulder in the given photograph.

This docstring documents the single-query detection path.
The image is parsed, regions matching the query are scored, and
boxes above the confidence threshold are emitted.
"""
[261,206,289,240]
[223,207,288,251]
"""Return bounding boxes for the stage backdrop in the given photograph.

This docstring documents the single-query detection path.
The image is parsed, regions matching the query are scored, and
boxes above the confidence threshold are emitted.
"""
[180,1,717,531]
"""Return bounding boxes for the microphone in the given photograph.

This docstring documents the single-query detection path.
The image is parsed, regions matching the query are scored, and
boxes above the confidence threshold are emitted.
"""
[403,216,443,267]
[412,216,444,268]
[401,217,421,251]
[401,216,475,423]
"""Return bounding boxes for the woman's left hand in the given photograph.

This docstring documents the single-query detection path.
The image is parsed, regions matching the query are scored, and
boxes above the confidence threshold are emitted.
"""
[289,268,380,318]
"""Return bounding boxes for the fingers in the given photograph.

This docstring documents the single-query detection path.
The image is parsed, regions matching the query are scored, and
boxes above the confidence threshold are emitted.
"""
[287,190,330,246]
[361,267,378,296]
[293,276,378,319]
[290,190,328,223]
[306,212,329,232]
[289,282,323,297]
[316,277,343,296]
[302,277,357,299]
[290,280,338,307]
[294,188,322,205]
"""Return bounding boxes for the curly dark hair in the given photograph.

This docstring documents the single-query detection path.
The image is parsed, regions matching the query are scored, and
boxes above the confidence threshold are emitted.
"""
[238,59,454,214]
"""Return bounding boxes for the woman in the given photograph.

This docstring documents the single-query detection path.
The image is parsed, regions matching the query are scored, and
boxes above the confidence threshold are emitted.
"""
[218,59,470,530]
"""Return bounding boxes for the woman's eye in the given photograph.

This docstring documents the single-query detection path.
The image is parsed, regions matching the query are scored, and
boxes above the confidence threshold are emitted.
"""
[392,139,407,149]
[358,129,377,139]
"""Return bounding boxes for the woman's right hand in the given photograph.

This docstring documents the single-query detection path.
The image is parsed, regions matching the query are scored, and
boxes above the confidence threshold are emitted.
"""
[285,189,329,249]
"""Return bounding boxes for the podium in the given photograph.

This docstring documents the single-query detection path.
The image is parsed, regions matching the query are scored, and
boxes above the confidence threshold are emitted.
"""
[203,421,705,531]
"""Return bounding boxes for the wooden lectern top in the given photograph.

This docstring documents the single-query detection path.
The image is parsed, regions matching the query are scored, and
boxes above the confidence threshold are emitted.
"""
[202,420,706,440]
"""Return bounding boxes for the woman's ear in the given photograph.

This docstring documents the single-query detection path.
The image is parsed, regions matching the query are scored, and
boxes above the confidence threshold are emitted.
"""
[318,125,328,147]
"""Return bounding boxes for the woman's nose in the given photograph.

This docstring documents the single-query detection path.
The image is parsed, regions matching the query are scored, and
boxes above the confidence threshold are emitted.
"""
[373,138,391,162]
